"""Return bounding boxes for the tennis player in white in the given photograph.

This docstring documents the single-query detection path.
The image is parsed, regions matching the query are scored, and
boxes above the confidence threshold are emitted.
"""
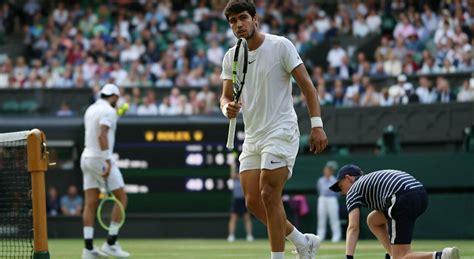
[81,83,130,258]
[220,1,328,258]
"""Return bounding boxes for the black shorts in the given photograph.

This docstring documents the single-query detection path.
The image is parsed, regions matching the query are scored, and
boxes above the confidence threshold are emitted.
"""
[384,188,428,245]
[230,198,247,216]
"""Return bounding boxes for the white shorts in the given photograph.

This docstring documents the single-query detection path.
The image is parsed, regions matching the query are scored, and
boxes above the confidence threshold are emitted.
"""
[80,156,125,191]
[239,126,299,178]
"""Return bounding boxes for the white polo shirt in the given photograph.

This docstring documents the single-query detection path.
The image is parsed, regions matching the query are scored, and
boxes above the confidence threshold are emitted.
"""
[221,33,302,142]
[81,99,117,159]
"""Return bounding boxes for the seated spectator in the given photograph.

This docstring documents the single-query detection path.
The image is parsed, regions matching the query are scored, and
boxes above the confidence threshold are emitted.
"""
[60,185,83,216]
[331,79,345,107]
[360,83,380,107]
[434,20,454,46]
[457,79,474,102]
[393,14,416,40]
[366,9,381,33]
[344,74,364,107]
[338,56,352,79]
[56,102,73,117]
[46,186,60,216]
[389,74,411,105]
[352,13,369,38]
[158,96,175,115]
[421,4,438,34]
[439,59,456,74]
[155,73,173,88]
[187,66,208,87]
[379,87,394,106]
[435,77,456,103]
[176,95,193,115]
[419,55,440,75]
[416,76,436,104]
[207,40,224,68]
[383,52,402,76]
[327,40,346,71]
[316,78,333,106]
[208,66,223,87]
[137,95,159,116]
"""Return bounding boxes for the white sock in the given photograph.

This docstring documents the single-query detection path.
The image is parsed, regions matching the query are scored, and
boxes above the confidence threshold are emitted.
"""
[271,252,285,259]
[84,226,94,239]
[286,227,307,248]
[108,221,120,236]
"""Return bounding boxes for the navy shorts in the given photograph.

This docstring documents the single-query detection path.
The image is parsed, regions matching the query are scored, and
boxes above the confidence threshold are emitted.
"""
[384,188,428,244]
[230,198,248,216]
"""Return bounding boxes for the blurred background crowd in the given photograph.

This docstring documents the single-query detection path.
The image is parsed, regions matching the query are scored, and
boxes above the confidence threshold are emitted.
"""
[0,0,472,116]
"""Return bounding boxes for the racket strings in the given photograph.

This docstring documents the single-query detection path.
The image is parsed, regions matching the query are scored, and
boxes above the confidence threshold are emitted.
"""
[233,40,248,102]
[99,199,115,226]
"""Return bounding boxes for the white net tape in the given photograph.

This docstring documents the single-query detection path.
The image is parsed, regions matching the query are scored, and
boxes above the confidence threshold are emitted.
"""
[0,131,30,143]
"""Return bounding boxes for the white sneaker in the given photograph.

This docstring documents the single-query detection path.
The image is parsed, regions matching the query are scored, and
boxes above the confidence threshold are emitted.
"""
[441,247,460,259]
[101,242,130,258]
[295,234,321,259]
[246,235,254,242]
[227,235,235,242]
[82,248,108,259]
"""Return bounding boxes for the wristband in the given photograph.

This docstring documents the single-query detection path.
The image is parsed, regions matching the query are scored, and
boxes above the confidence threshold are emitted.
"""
[346,255,354,259]
[310,117,323,128]
[221,103,229,117]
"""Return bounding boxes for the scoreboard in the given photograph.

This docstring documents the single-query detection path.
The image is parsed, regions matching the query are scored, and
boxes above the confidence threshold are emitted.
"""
[114,119,245,169]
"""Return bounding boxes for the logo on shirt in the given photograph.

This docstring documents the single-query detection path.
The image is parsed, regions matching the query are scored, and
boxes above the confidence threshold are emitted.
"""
[248,59,256,64]
[270,160,281,164]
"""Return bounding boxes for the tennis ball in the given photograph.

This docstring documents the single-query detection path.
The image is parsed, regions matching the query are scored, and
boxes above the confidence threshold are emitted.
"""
[117,103,129,116]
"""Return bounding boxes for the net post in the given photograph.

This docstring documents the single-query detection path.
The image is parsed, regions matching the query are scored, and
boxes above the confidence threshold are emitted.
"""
[27,129,50,259]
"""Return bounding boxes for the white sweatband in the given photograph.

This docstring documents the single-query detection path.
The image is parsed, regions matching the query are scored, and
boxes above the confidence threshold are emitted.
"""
[101,150,109,159]
[221,103,229,117]
[310,117,323,128]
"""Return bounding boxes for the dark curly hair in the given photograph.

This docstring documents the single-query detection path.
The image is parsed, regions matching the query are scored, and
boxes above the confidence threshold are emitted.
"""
[224,0,256,21]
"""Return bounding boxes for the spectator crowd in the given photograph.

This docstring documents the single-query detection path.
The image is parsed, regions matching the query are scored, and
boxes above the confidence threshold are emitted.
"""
[0,0,472,116]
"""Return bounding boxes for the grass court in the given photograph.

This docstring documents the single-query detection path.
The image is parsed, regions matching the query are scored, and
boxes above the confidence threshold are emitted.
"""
[49,239,474,258]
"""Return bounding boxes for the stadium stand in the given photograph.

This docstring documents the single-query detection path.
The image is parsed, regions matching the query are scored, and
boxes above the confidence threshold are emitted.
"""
[0,0,472,116]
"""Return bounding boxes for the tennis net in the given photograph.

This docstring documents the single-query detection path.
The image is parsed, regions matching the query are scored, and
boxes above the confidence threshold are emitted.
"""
[0,131,33,258]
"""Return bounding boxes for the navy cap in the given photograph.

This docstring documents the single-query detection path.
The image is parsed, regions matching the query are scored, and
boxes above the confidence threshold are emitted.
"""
[329,164,363,192]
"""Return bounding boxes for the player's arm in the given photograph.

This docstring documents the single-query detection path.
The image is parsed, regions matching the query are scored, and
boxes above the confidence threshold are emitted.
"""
[292,64,328,154]
[98,124,111,178]
[220,79,241,119]
[345,208,361,258]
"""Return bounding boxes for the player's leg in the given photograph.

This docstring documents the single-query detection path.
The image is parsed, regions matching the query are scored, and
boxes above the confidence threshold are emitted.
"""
[240,169,308,258]
[227,212,238,242]
[110,187,128,221]
[81,157,108,258]
[317,196,327,241]
[260,166,289,253]
[239,169,293,234]
[328,197,341,242]
[367,210,391,255]
[101,166,130,257]
[83,188,100,248]
[260,126,319,258]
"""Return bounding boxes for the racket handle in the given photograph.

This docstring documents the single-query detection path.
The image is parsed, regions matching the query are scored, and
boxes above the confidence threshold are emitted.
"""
[226,118,237,149]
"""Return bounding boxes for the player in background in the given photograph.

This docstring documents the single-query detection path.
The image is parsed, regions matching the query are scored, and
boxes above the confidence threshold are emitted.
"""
[220,1,328,258]
[227,152,254,242]
[329,164,460,259]
[80,83,130,259]
[316,161,341,242]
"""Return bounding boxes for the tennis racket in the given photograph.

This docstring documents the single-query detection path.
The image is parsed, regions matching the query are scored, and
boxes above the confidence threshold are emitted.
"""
[226,38,248,149]
[96,181,125,231]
